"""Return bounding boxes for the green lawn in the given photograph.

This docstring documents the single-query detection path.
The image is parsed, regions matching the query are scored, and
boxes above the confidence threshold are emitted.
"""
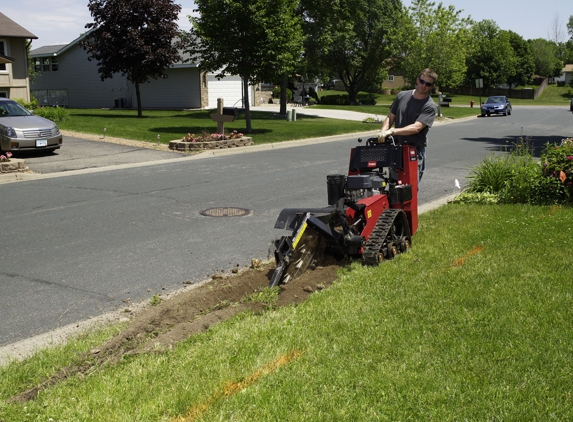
[56,104,473,146]
[2,204,572,421]
[58,108,376,145]
[56,84,571,146]
[317,83,573,108]
[437,84,573,106]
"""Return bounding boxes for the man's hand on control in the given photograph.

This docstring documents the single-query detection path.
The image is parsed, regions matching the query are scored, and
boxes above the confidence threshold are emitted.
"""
[377,128,395,143]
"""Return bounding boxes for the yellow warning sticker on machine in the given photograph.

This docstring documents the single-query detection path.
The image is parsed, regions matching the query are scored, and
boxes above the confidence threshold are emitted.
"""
[367,209,372,219]
[292,222,308,249]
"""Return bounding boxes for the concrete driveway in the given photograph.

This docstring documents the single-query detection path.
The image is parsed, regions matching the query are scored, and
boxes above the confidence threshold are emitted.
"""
[14,131,187,175]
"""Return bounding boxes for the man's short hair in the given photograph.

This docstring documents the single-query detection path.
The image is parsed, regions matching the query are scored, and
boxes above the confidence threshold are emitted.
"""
[420,68,438,83]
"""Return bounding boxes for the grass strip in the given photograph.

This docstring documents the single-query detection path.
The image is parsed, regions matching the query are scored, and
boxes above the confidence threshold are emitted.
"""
[1,204,572,421]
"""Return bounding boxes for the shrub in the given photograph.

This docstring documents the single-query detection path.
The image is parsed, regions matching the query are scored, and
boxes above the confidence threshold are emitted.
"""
[34,106,70,123]
[539,138,573,204]
[358,95,377,105]
[319,94,350,105]
[497,154,544,204]
[466,153,514,194]
[463,137,573,206]
[14,97,39,110]
[272,86,292,101]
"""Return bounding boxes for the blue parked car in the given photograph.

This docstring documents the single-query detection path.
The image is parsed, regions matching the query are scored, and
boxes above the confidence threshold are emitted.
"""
[480,95,512,117]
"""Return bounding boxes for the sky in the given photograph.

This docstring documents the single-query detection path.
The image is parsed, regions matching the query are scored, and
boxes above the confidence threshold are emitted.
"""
[1,0,571,49]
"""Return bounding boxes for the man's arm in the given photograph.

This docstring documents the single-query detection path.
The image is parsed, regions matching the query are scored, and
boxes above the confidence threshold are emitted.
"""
[381,112,395,131]
[379,112,427,141]
[392,121,427,137]
[377,112,396,142]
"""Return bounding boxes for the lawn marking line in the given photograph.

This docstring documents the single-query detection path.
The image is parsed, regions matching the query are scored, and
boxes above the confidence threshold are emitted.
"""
[454,246,484,267]
[174,350,302,421]
[539,205,561,218]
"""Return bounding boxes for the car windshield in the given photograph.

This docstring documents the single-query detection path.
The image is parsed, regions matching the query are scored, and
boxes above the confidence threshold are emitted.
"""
[485,97,504,104]
[0,101,33,117]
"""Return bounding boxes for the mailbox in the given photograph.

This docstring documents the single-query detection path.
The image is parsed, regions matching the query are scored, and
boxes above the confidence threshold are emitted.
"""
[222,107,239,118]
[440,97,452,107]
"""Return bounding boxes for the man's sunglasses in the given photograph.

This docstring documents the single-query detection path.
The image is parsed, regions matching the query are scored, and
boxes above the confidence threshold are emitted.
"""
[418,77,434,87]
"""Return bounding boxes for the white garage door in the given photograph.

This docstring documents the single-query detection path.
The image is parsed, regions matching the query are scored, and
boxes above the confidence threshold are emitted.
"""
[207,75,243,109]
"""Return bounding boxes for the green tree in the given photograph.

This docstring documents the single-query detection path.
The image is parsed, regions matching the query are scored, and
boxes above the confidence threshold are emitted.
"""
[465,20,516,90]
[505,30,534,87]
[186,0,304,133]
[301,0,402,104]
[567,15,573,39]
[27,43,37,85]
[400,0,472,89]
[81,0,183,117]
[529,38,563,78]
[561,40,573,66]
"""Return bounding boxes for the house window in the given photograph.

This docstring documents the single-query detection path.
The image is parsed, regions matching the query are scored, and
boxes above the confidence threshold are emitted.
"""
[0,40,6,72]
[388,75,394,82]
[31,90,48,105]
[35,57,59,72]
[31,89,68,107]
[0,91,7,98]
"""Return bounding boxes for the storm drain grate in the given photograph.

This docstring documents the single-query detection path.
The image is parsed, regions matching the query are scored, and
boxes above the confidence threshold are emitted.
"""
[200,207,252,217]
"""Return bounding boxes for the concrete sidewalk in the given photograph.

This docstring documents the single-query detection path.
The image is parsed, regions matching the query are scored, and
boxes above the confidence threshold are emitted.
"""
[250,103,385,122]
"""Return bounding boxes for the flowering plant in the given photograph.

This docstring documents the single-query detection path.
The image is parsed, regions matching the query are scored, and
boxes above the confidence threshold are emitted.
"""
[182,130,244,142]
[540,137,573,203]
[0,152,12,162]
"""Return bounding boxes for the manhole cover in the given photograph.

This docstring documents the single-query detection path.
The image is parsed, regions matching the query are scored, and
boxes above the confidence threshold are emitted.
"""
[200,207,252,217]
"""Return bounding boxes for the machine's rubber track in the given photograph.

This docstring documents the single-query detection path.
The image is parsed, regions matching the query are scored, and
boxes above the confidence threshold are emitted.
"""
[362,209,410,266]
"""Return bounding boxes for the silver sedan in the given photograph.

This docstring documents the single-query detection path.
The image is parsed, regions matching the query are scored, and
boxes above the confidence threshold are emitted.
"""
[0,98,62,153]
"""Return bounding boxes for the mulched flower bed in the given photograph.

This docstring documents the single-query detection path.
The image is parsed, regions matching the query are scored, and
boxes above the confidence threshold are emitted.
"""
[168,136,253,151]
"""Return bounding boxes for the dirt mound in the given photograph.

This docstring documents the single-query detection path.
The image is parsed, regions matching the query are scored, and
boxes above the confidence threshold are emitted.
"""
[10,258,343,403]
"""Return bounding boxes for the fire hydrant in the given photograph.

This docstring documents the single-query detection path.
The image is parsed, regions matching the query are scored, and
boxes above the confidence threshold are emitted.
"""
[470,100,474,108]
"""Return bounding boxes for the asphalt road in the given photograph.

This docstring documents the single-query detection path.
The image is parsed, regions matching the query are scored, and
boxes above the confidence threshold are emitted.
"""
[1,106,572,347]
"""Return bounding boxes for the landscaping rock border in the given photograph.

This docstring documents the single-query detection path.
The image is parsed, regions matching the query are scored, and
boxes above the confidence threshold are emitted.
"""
[168,137,253,151]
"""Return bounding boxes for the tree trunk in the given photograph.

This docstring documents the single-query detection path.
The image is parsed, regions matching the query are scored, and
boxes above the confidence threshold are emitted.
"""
[349,89,358,105]
[242,74,252,133]
[135,82,143,118]
[279,74,288,116]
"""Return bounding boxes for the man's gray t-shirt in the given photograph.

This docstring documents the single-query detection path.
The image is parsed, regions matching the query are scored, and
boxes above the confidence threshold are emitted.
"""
[390,90,436,148]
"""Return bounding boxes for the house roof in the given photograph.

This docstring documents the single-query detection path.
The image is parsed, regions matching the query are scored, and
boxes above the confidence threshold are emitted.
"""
[30,44,69,57]
[563,64,573,73]
[0,12,37,39]
[0,54,15,64]
[30,33,197,67]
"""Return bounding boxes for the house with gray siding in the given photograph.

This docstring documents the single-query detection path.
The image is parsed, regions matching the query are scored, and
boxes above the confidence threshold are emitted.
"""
[0,12,37,101]
[30,34,246,110]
